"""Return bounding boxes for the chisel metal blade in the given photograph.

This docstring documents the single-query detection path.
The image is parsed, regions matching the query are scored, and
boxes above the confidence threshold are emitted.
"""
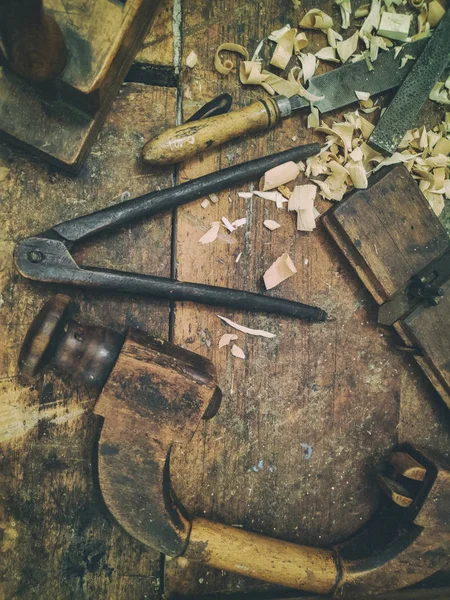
[289,38,429,115]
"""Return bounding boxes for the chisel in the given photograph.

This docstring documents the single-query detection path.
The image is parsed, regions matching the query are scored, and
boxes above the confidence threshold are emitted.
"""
[142,39,428,166]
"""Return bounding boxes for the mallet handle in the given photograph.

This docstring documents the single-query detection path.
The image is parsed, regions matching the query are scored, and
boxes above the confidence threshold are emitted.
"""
[182,518,338,593]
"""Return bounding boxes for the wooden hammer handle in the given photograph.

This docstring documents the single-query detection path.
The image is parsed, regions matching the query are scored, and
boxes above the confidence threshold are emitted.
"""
[181,518,338,593]
[142,98,283,166]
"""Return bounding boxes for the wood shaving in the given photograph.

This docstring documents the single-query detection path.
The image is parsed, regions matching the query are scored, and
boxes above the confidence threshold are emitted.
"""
[432,137,450,157]
[209,193,220,203]
[264,219,281,230]
[215,43,249,75]
[300,9,334,30]
[346,160,368,188]
[232,217,247,228]
[270,28,297,69]
[221,216,235,232]
[430,82,450,106]
[355,90,370,101]
[261,161,300,190]
[307,104,320,128]
[235,252,242,263]
[355,4,370,18]
[400,54,415,69]
[231,344,246,359]
[201,199,210,209]
[217,315,276,338]
[278,184,292,198]
[336,0,352,29]
[294,32,309,53]
[269,24,291,42]
[360,0,382,47]
[238,192,253,199]
[378,12,412,41]
[315,46,340,63]
[427,1,445,28]
[260,70,300,97]
[185,51,198,68]
[288,184,317,231]
[199,222,220,244]
[337,31,359,63]
[219,333,238,348]
[240,61,269,86]
[263,253,297,290]
[298,52,317,81]
[327,28,343,48]
[286,67,325,102]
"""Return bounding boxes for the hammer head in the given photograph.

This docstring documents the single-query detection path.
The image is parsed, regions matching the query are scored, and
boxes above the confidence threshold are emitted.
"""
[94,328,222,556]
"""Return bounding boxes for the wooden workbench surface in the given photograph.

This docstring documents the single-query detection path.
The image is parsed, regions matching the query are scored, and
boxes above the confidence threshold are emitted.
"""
[1,1,449,599]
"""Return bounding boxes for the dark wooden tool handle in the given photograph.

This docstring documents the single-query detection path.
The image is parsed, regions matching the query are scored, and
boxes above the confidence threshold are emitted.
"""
[0,0,66,82]
[142,98,281,165]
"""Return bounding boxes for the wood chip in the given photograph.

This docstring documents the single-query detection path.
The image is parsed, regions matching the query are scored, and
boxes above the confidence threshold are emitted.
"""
[327,28,343,48]
[300,9,334,30]
[355,4,371,18]
[270,28,297,69]
[232,217,247,228]
[222,216,235,232]
[337,31,359,63]
[263,253,297,290]
[378,12,412,42]
[201,199,210,209]
[288,184,317,231]
[217,315,276,338]
[346,160,368,189]
[219,333,238,348]
[432,137,450,157]
[185,51,198,68]
[336,0,352,29]
[209,193,220,203]
[315,46,340,63]
[355,90,370,101]
[264,219,281,231]
[262,161,300,190]
[238,192,253,199]
[231,344,246,359]
[199,222,220,244]
[215,43,249,75]
[294,32,308,54]
[298,53,317,82]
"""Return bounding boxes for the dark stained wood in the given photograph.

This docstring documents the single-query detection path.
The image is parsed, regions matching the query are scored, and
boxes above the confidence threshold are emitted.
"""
[0,0,163,170]
[0,83,176,599]
[164,0,450,596]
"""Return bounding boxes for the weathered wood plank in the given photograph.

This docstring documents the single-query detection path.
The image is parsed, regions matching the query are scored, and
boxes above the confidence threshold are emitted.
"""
[165,0,450,595]
[0,83,176,599]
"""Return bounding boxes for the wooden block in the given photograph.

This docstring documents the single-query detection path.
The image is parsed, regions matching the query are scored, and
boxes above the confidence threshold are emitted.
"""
[323,165,450,407]
[0,0,163,171]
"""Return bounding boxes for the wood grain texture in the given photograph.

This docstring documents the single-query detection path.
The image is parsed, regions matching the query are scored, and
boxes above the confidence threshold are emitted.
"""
[0,83,176,599]
[135,0,175,67]
[164,0,450,596]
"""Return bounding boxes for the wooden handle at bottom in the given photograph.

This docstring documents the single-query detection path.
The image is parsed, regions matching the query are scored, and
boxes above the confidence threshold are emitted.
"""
[142,98,281,166]
[181,518,338,593]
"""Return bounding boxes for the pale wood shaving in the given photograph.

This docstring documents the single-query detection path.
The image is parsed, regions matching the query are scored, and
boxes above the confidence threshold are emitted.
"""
[360,0,382,46]
[186,51,198,68]
[264,219,281,230]
[430,82,450,106]
[215,43,249,75]
[336,0,352,29]
[278,185,292,198]
[298,52,317,81]
[201,199,210,209]
[327,28,343,48]
[288,184,317,231]
[199,221,220,244]
[209,193,220,203]
[432,137,450,157]
[238,192,253,199]
[427,1,445,28]
[315,46,340,63]
[355,4,371,18]
[240,61,270,86]
[217,315,276,338]
[271,28,297,69]
[219,333,238,348]
[307,104,320,128]
[355,90,371,101]
[300,9,334,30]
[231,344,246,359]
[232,217,247,228]
[294,32,309,53]
[337,31,359,63]
[221,216,235,232]
[262,161,300,190]
[378,12,412,42]
[269,24,292,42]
[346,160,368,188]
[263,253,297,290]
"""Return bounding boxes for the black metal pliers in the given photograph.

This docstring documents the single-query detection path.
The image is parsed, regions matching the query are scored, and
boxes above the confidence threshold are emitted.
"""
[14,143,328,322]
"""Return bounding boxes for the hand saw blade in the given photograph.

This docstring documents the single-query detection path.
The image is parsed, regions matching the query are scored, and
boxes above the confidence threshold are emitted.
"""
[289,38,429,114]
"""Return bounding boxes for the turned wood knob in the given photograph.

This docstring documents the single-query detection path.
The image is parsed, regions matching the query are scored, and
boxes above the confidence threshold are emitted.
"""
[18,294,125,390]
[0,0,66,82]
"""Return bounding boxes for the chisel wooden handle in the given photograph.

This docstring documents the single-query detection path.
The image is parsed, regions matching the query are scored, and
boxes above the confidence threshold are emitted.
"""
[142,97,290,166]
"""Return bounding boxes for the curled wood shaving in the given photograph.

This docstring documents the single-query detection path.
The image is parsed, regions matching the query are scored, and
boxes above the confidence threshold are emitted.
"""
[294,32,309,53]
[186,51,198,68]
[315,46,340,63]
[239,61,269,85]
[360,0,382,47]
[428,1,445,28]
[278,184,292,198]
[287,67,325,102]
[215,43,249,75]
[271,28,297,69]
[346,160,368,188]
[199,221,220,244]
[231,344,246,359]
[432,137,450,157]
[336,0,352,29]
[298,52,317,82]
[307,104,320,128]
[288,184,317,231]
[262,161,300,190]
[315,124,349,160]
[300,9,334,30]
[337,30,359,63]
[263,253,297,290]
[269,24,292,41]
[260,70,300,97]
[219,333,238,348]
[217,315,276,338]
[327,28,343,48]
[264,219,281,230]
